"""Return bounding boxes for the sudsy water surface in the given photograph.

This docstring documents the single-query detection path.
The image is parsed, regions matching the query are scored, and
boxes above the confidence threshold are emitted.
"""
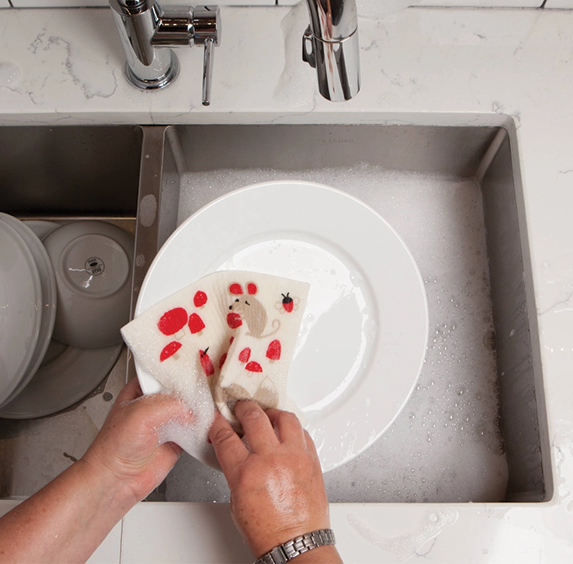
[164,165,508,503]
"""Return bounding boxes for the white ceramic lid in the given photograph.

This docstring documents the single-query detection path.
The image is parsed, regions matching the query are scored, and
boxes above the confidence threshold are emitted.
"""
[43,221,134,350]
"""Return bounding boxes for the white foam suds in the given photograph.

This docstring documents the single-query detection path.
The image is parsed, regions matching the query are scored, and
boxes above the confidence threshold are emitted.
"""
[169,164,508,503]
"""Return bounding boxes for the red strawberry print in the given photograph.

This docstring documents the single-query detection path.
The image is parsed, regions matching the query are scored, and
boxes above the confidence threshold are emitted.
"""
[219,353,227,369]
[194,290,207,308]
[245,361,263,373]
[281,293,293,313]
[266,339,281,361]
[247,282,257,295]
[158,307,188,336]
[230,336,234,345]
[238,348,251,363]
[229,283,243,295]
[160,341,182,362]
[200,348,214,377]
[227,312,242,329]
[188,313,205,334]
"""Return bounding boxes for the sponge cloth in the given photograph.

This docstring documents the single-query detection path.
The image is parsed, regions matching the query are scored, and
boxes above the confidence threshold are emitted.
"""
[121,271,309,433]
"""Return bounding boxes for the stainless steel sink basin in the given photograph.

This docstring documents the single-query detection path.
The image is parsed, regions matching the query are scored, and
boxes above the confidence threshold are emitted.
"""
[0,125,142,498]
[0,121,551,505]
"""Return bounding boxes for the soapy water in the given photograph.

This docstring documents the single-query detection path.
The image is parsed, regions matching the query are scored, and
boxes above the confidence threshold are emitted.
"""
[166,165,508,503]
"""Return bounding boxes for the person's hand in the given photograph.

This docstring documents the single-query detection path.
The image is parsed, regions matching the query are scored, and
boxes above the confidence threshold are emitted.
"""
[81,378,193,505]
[209,401,339,561]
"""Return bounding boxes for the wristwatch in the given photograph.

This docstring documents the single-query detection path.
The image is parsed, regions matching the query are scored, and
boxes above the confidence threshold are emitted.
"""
[254,529,336,564]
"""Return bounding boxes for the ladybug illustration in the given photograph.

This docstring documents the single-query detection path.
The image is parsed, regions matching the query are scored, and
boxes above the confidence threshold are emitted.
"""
[281,293,293,313]
[276,292,300,314]
[200,347,214,377]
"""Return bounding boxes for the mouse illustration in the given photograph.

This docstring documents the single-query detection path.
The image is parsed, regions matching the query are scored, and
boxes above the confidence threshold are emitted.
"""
[227,282,280,339]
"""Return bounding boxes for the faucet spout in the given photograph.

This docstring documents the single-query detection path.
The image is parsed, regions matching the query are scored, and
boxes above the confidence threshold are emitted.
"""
[109,0,220,105]
[302,0,360,102]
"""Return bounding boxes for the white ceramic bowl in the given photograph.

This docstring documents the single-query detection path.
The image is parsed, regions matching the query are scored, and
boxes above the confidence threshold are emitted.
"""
[43,221,134,349]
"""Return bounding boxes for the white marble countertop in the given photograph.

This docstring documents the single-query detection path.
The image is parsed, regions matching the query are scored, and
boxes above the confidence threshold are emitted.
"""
[1,3,573,563]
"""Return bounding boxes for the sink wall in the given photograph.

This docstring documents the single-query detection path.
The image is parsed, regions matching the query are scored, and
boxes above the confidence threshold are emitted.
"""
[0,126,142,216]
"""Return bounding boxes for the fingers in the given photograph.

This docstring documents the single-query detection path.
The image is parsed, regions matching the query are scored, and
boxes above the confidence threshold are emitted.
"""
[265,409,306,447]
[116,377,143,402]
[303,429,321,461]
[209,411,248,473]
[234,401,279,453]
[151,442,183,479]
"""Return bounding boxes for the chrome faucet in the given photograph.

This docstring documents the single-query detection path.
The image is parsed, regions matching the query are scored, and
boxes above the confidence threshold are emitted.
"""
[302,0,360,101]
[109,0,220,106]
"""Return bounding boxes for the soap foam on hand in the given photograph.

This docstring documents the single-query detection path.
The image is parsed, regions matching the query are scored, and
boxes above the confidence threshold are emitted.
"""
[121,271,309,459]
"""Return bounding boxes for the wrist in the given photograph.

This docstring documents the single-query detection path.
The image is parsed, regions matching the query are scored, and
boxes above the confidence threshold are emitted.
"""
[77,453,138,518]
[292,546,342,564]
[254,529,338,564]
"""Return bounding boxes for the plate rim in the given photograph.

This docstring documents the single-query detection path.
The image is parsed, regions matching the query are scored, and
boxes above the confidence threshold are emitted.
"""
[0,220,43,406]
[0,214,58,407]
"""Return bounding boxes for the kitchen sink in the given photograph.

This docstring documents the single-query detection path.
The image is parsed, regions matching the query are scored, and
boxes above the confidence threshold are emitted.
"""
[0,121,551,505]
[0,125,142,498]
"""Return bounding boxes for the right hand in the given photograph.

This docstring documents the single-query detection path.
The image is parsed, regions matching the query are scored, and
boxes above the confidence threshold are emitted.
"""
[81,378,193,505]
[208,401,340,561]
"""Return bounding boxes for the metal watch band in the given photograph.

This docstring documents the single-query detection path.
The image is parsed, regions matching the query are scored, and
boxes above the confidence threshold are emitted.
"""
[254,529,336,564]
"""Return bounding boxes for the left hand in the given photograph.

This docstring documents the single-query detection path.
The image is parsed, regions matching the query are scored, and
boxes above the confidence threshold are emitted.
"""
[81,378,193,504]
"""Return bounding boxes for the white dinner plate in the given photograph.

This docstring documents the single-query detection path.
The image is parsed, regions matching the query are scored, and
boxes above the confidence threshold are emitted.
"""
[0,214,58,407]
[0,339,123,419]
[0,221,43,407]
[136,181,428,472]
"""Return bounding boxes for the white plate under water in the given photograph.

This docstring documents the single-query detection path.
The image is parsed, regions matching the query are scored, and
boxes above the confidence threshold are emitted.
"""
[136,181,428,472]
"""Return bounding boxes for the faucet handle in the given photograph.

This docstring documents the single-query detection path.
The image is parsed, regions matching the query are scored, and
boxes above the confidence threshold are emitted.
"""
[201,37,215,106]
[192,6,220,106]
